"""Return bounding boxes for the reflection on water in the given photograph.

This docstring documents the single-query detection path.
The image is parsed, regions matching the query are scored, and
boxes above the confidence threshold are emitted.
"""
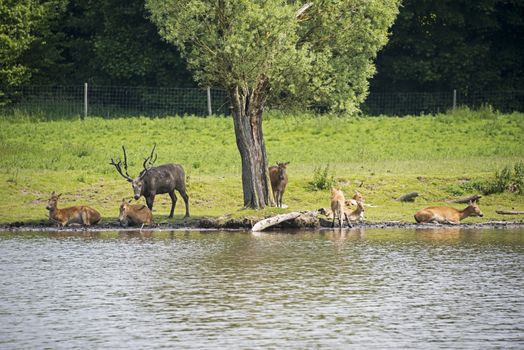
[0,228,523,349]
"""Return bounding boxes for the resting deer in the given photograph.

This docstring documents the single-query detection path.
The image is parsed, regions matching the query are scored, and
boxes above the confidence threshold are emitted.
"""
[110,144,189,219]
[269,162,289,208]
[345,200,365,226]
[118,199,153,227]
[46,192,101,227]
[330,188,350,228]
[414,201,484,224]
[345,191,364,208]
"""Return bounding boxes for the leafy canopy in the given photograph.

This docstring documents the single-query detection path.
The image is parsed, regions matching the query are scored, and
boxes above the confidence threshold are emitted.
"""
[147,0,399,112]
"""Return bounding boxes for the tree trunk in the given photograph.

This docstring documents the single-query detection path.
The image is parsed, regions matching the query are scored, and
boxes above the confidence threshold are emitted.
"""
[229,76,271,209]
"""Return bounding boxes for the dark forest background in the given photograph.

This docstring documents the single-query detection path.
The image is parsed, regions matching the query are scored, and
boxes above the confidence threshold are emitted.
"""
[1,0,523,107]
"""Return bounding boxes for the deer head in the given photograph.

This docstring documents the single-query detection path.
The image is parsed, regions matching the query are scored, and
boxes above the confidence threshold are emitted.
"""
[46,191,61,210]
[275,162,289,181]
[110,144,157,199]
[467,200,484,217]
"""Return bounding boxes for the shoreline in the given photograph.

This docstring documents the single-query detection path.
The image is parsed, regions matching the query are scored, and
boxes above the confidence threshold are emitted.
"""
[2,217,524,233]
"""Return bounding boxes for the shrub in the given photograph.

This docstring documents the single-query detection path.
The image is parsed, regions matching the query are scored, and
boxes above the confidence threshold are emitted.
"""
[309,164,335,191]
[466,162,524,195]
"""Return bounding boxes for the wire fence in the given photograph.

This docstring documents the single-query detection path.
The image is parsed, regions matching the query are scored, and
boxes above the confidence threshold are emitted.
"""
[1,85,523,118]
[362,90,524,115]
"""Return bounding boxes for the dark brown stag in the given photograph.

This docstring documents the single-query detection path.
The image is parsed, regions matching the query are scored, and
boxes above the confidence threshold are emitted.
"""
[269,162,289,208]
[110,144,189,218]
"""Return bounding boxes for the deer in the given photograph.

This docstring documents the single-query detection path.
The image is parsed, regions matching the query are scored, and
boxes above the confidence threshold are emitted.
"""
[345,191,364,208]
[110,144,189,219]
[330,188,350,229]
[345,200,365,226]
[118,199,153,227]
[46,192,101,227]
[414,200,484,224]
[269,162,289,208]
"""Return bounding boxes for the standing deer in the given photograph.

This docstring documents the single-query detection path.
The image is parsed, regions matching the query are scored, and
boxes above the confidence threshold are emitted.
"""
[330,188,350,229]
[110,144,189,219]
[46,192,101,227]
[119,199,153,227]
[414,201,484,224]
[269,162,289,208]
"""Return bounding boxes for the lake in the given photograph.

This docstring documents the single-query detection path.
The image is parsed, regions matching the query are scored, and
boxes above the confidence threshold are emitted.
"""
[0,227,523,349]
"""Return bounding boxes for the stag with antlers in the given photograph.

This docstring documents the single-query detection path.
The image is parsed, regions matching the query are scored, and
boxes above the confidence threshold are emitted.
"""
[110,144,189,219]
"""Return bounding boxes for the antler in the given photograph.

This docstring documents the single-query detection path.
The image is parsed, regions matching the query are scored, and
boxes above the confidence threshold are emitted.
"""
[110,145,134,182]
[142,144,157,171]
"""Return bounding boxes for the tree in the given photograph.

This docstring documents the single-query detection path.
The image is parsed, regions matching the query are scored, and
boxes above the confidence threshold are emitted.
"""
[0,0,65,104]
[150,1,399,208]
[371,0,524,93]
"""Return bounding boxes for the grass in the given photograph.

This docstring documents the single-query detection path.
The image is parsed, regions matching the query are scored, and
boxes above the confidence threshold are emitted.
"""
[0,107,523,225]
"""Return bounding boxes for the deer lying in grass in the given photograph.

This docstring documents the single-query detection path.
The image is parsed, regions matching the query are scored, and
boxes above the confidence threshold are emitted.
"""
[119,199,153,227]
[346,200,365,226]
[269,162,289,208]
[414,201,484,224]
[345,191,364,208]
[331,188,350,228]
[46,192,101,227]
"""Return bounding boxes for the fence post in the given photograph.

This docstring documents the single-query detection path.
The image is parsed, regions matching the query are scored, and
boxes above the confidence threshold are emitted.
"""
[452,89,457,110]
[83,82,88,120]
[207,87,212,116]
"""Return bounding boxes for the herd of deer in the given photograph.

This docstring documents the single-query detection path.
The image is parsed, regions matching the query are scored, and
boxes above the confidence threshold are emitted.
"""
[45,145,484,229]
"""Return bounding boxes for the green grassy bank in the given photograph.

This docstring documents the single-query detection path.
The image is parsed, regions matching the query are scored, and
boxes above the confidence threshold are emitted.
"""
[1,108,523,224]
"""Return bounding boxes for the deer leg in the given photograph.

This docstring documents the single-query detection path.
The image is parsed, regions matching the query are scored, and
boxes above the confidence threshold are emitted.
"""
[168,191,177,218]
[145,195,155,211]
[178,189,190,218]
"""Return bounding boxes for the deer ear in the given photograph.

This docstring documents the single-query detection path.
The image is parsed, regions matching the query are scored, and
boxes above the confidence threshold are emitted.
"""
[285,162,290,166]
[57,193,62,198]
[128,199,133,204]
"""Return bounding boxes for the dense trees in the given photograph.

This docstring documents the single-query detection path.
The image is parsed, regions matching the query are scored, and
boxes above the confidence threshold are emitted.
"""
[0,0,193,104]
[2,0,522,103]
[371,0,524,93]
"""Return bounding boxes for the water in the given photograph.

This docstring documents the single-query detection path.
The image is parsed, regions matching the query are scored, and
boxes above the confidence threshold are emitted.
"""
[0,228,523,349]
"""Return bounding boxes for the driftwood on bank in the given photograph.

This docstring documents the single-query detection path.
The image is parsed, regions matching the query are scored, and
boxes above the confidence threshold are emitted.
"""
[251,212,302,232]
[396,192,419,202]
[496,210,524,215]
[446,194,482,204]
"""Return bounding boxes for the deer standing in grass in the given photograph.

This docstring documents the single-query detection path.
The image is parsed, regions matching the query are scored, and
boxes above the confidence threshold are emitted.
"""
[110,144,189,219]
[269,162,289,208]
[46,192,101,227]
[414,201,484,224]
[118,199,153,227]
[331,188,350,229]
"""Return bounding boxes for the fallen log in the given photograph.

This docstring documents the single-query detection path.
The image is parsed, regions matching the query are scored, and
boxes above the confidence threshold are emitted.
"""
[251,212,302,232]
[496,210,524,215]
[396,192,419,202]
[446,194,482,204]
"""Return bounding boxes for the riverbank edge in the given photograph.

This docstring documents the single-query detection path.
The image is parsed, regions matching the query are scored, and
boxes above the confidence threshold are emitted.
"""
[2,216,524,232]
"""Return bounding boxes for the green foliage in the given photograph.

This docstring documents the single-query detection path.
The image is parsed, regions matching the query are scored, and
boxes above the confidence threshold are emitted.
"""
[147,0,400,112]
[1,109,523,223]
[372,0,524,94]
[467,162,524,195]
[309,164,335,191]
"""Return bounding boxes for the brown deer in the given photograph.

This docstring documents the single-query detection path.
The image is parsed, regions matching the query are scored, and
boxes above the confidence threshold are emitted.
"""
[346,200,365,226]
[330,188,350,228]
[269,162,289,208]
[110,144,189,219]
[414,201,484,224]
[46,192,101,227]
[345,191,364,208]
[118,199,153,227]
